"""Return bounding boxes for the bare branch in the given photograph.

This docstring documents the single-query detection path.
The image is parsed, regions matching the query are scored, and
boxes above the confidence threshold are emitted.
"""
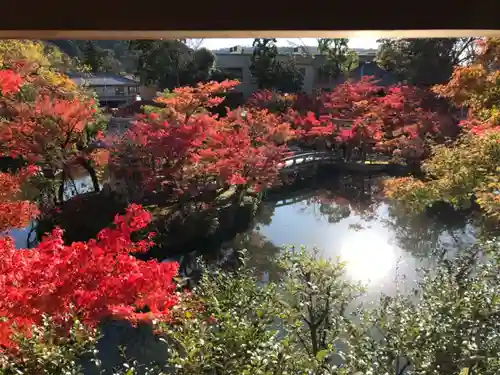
[186,39,205,50]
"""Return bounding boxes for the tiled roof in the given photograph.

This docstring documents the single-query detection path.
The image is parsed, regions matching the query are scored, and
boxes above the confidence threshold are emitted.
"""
[69,73,139,86]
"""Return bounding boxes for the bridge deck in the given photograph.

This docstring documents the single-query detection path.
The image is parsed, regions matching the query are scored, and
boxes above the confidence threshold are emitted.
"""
[280,151,343,170]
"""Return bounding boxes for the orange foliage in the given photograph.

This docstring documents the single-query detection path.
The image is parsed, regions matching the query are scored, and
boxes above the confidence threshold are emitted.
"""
[0,168,39,232]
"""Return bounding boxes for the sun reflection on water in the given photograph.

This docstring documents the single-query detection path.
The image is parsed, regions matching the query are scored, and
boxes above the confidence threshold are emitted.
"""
[338,230,397,285]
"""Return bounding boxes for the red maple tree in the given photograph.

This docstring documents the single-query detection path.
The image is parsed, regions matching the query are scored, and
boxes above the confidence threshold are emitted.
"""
[282,77,383,152]
[200,107,293,192]
[283,77,441,162]
[361,85,441,162]
[0,63,105,201]
[113,81,291,202]
[0,203,179,351]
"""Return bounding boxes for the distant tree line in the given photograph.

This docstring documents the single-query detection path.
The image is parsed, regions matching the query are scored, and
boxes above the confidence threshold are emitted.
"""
[46,37,481,93]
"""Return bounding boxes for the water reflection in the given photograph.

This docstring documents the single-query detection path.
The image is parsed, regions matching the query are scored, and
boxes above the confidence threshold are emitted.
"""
[6,171,100,249]
[338,229,396,284]
[9,169,479,298]
[7,223,37,248]
[240,173,476,296]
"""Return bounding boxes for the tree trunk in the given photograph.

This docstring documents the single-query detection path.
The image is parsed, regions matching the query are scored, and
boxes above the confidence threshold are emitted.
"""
[58,169,66,203]
[79,158,100,193]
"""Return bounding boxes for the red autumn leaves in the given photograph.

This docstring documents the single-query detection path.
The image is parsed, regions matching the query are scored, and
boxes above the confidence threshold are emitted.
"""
[246,77,441,161]
[0,64,102,181]
[0,69,23,95]
[115,80,293,198]
[0,167,39,233]
[0,66,180,351]
[288,77,440,159]
[0,204,179,350]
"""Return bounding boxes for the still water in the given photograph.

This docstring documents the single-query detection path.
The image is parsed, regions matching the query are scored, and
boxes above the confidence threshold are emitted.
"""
[226,173,478,296]
[7,171,478,296]
[7,173,98,248]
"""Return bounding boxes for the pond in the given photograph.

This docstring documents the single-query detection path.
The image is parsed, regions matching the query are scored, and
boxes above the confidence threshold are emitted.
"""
[7,170,479,297]
[7,172,99,248]
[219,172,479,297]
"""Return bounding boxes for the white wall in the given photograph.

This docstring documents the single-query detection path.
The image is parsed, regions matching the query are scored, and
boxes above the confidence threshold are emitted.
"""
[214,54,258,97]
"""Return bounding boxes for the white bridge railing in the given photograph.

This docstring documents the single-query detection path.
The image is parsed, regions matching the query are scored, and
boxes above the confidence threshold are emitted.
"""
[279,151,342,170]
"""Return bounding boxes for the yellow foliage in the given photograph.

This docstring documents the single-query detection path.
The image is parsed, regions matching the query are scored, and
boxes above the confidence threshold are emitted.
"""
[433,38,500,123]
[385,38,500,220]
[36,67,76,92]
[385,131,500,219]
[0,40,89,97]
[0,40,66,69]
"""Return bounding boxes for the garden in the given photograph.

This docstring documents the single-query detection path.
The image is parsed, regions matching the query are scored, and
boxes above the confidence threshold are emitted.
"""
[0,37,499,374]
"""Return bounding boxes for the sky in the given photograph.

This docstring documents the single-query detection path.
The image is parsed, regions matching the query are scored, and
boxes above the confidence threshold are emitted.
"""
[198,37,379,50]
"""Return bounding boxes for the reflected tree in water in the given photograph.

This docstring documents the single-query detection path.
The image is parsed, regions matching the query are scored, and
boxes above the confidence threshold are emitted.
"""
[231,231,283,282]
[301,174,385,224]
[253,201,276,227]
[383,201,477,261]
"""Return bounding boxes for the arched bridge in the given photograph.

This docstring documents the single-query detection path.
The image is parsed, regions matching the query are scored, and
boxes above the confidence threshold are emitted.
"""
[278,151,343,173]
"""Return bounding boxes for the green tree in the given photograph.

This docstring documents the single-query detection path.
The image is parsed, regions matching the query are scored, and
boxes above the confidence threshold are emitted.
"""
[317,38,359,80]
[250,38,280,89]
[274,57,304,93]
[179,47,216,85]
[48,40,137,74]
[352,241,500,375]
[376,38,478,86]
[80,40,121,73]
[128,39,192,89]
[250,38,303,93]
[163,249,365,375]
[129,41,216,90]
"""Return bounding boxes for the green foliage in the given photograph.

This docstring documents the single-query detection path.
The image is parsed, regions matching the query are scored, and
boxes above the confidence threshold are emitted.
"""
[128,41,216,90]
[277,249,365,367]
[181,48,216,84]
[0,315,99,375]
[317,38,359,79]
[164,251,296,374]
[376,38,477,86]
[250,39,303,93]
[164,249,364,375]
[163,243,500,374]
[273,58,304,93]
[208,68,237,83]
[80,40,122,73]
[250,38,279,90]
[352,241,500,375]
[47,40,137,74]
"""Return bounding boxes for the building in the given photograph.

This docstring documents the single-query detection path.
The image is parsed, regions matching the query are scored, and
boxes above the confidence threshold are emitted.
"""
[69,73,141,108]
[212,46,390,97]
[348,61,396,86]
